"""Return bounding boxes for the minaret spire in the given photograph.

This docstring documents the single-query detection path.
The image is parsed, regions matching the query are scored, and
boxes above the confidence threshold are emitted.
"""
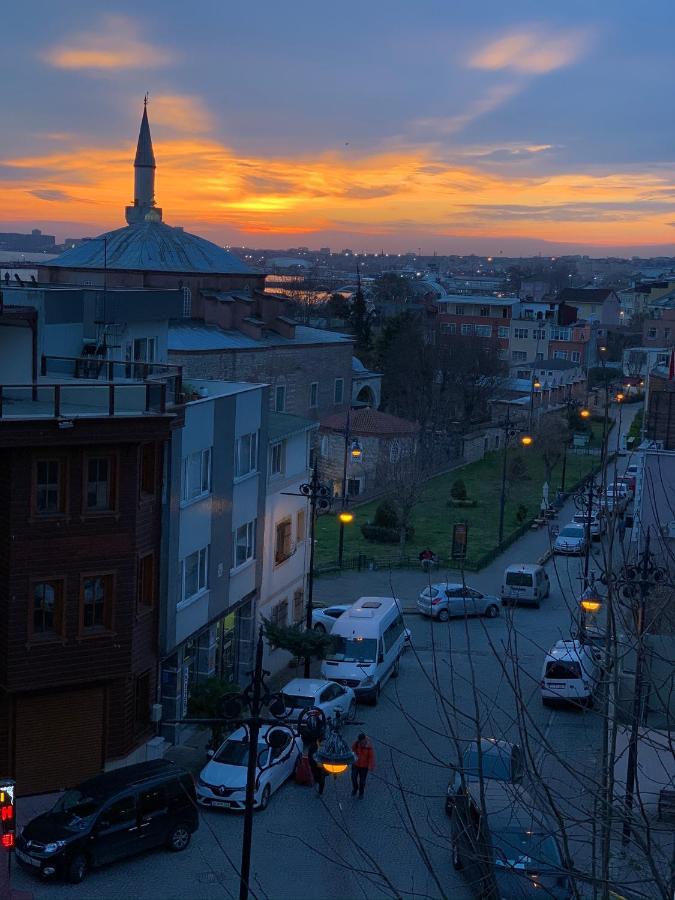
[126,98,162,225]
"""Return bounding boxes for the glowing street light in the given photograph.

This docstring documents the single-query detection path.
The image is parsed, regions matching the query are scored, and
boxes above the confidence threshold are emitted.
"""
[350,440,362,460]
[520,434,533,447]
[580,408,591,419]
[338,511,354,525]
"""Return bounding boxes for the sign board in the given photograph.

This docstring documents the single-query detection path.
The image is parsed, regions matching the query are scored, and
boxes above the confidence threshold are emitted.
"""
[451,523,469,560]
[0,779,15,849]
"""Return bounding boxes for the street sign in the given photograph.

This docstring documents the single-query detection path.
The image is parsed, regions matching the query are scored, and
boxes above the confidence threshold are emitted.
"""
[451,523,468,560]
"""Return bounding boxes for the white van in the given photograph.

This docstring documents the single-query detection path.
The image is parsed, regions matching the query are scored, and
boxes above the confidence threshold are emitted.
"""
[540,640,600,707]
[500,564,550,608]
[320,596,406,705]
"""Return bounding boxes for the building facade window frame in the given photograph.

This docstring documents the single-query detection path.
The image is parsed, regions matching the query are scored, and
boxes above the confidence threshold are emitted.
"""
[179,546,209,608]
[333,378,344,405]
[275,384,286,413]
[235,431,259,479]
[270,441,286,477]
[84,452,117,514]
[33,456,66,517]
[28,577,66,642]
[181,447,212,504]
[309,381,319,409]
[79,572,115,636]
[275,517,294,565]
[232,520,256,570]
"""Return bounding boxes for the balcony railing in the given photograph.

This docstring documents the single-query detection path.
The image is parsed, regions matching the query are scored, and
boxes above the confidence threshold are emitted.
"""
[0,381,169,420]
[41,354,182,397]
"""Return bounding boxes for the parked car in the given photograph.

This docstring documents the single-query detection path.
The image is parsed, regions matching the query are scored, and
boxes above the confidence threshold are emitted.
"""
[540,639,600,707]
[625,463,639,491]
[553,523,587,555]
[572,509,606,539]
[451,781,572,898]
[417,583,500,622]
[614,476,634,501]
[16,760,198,884]
[312,604,350,633]
[599,484,629,514]
[281,678,355,724]
[197,724,301,811]
[501,564,550,608]
[446,739,523,813]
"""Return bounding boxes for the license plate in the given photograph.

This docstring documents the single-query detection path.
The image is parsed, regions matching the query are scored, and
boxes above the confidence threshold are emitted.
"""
[547,683,564,689]
[16,849,40,867]
[211,800,229,808]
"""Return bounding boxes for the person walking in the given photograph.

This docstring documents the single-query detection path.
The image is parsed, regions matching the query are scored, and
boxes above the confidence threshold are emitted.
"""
[308,738,326,797]
[351,732,375,798]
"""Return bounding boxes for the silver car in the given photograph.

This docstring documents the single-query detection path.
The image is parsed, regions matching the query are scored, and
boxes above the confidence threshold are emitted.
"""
[417,583,500,622]
[553,523,587,555]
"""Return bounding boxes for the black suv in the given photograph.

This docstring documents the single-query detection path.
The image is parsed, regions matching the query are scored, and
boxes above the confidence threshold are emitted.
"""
[16,760,199,883]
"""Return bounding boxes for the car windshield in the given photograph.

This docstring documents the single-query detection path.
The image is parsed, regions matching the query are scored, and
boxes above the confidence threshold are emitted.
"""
[282,692,315,709]
[545,660,582,679]
[328,636,378,663]
[51,789,100,825]
[505,572,532,587]
[493,830,561,872]
[463,748,510,781]
[214,740,265,766]
[559,526,583,538]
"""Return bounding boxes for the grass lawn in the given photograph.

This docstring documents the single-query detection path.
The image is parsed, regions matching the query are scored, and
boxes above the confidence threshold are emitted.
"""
[315,421,609,570]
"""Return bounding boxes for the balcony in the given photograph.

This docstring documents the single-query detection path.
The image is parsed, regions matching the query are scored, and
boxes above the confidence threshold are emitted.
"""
[0,355,183,421]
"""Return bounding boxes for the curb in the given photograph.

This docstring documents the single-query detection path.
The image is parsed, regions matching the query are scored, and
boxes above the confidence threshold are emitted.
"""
[537,549,553,566]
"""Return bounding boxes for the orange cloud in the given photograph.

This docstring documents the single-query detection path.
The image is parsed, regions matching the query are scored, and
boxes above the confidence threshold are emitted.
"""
[150,95,213,133]
[2,135,675,249]
[469,26,591,74]
[41,15,173,70]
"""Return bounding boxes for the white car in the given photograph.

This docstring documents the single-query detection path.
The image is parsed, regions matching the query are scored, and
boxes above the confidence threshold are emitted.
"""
[553,523,587,555]
[417,583,501,622]
[281,678,355,723]
[197,724,301,811]
[312,604,350,632]
[573,509,605,538]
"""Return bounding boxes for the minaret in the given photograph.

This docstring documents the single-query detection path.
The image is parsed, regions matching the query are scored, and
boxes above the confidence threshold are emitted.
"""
[125,96,162,225]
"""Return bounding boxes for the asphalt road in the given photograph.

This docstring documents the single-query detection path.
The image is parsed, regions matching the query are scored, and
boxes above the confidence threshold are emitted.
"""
[13,426,639,899]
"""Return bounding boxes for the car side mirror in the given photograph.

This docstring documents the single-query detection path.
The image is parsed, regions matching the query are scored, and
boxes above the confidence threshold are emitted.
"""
[206,749,214,758]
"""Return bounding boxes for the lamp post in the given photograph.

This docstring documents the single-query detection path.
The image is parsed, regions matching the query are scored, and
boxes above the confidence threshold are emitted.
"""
[337,406,362,568]
[574,474,597,595]
[528,373,541,432]
[560,392,591,494]
[497,404,533,544]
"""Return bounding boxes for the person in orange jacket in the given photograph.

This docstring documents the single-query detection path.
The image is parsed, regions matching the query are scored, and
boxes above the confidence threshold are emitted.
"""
[351,732,375,798]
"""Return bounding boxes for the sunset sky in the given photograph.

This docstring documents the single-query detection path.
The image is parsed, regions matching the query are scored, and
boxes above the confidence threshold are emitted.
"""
[2,0,675,254]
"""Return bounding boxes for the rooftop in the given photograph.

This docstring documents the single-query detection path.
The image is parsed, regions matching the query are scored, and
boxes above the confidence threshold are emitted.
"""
[321,407,418,436]
[558,287,616,304]
[268,411,318,443]
[436,294,519,307]
[168,321,352,351]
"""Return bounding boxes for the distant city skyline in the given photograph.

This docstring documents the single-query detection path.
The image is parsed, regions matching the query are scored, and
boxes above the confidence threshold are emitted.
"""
[2,1,675,255]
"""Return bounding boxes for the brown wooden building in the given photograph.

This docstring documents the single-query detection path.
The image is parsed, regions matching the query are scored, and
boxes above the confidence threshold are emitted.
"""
[0,400,173,795]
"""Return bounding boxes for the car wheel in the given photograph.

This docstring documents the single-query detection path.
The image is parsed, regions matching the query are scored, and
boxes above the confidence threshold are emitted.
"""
[370,683,381,706]
[437,608,450,622]
[167,823,191,852]
[67,853,89,884]
[391,655,401,678]
[258,784,271,811]
[452,839,463,871]
[484,604,499,619]
[313,623,326,633]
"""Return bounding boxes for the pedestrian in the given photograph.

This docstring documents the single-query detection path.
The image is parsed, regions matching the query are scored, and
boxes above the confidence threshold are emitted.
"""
[307,738,326,797]
[351,732,375,798]
[618,513,626,545]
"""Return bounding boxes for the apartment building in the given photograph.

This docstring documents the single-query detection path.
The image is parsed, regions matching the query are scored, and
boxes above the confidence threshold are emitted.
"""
[436,294,519,354]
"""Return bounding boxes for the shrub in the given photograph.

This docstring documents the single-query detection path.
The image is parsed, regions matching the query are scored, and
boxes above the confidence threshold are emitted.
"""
[373,499,399,529]
[450,479,468,501]
[361,523,415,543]
[515,504,528,523]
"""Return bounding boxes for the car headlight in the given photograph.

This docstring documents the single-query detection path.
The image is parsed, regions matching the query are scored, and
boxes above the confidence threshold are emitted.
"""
[361,676,374,686]
[44,841,67,854]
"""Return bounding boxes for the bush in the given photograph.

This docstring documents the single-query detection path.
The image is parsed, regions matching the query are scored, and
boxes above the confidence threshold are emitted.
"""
[450,479,468,501]
[373,499,399,529]
[361,523,415,543]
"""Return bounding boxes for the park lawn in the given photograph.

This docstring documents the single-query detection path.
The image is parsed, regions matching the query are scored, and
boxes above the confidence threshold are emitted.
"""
[314,426,606,569]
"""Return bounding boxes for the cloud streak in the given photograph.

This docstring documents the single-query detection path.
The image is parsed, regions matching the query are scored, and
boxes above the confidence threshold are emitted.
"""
[41,15,174,70]
[469,25,592,74]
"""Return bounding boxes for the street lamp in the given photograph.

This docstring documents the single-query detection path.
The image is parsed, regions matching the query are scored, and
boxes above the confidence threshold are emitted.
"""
[337,409,362,568]
[338,511,354,525]
[315,715,355,776]
[498,405,534,544]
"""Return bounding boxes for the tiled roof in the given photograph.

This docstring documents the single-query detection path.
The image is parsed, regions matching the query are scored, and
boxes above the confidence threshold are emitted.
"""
[321,407,418,436]
[168,322,352,351]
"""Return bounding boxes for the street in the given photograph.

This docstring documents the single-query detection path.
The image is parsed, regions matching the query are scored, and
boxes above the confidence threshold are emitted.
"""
[13,444,635,900]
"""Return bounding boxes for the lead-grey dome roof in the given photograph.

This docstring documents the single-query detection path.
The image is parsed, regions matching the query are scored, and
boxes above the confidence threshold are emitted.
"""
[48,220,252,276]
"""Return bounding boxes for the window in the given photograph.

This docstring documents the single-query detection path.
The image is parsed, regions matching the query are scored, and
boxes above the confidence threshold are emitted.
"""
[181,547,208,603]
[498,326,509,338]
[86,456,115,512]
[134,671,151,729]
[138,785,167,817]
[455,305,465,315]
[461,324,475,336]
[182,448,211,502]
[133,337,156,363]
[30,579,64,638]
[275,384,286,412]
[270,599,288,627]
[502,308,509,318]
[275,518,293,564]
[441,322,456,334]
[235,432,258,478]
[475,325,492,337]
[270,441,285,476]
[511,351,527,361]
[181,286,192,318]
[536,351,544,361]
[292,589,304,623]
[347,477,361,496]
[140,443,157,496]
[550,327,571,341]
[533,328,546,340]
[571,351,581,363]
[309,382,319,408]
[234,521,256,568]
[80,574,114,633]
[297,509,306,542]
[479,306,490,317]
[554,350,569,360]
[35,459,63,515]
[514,328,528,339]
[389,440,401,463]
[138,553,155,611]
[102,796,136,829]
[334,378,344,405]
[647,327,657,339]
